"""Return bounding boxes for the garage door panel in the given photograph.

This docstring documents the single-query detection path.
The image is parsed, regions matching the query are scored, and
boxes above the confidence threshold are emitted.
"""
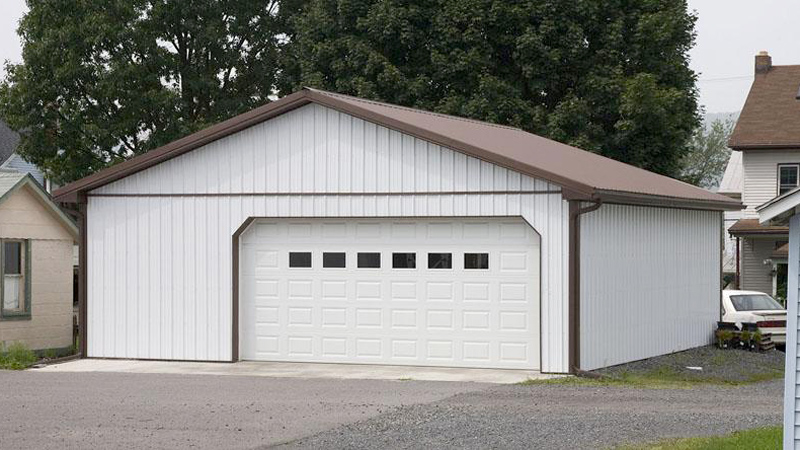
[240,218,540,370]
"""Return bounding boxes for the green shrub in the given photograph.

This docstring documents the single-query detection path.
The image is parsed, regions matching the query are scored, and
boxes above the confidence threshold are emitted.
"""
[43,348,57,359]
[0,342,38,370]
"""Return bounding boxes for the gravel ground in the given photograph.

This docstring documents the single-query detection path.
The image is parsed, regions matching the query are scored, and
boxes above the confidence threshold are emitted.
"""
[278,379,782,450]
[594,345,784,383]
[0,371,484,450]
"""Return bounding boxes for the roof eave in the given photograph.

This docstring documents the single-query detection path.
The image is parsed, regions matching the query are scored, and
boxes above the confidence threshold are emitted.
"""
[1,174,78,238]
[594,189,743,211]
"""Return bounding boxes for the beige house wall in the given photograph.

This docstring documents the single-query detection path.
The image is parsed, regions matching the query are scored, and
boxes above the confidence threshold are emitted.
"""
[0,185,75,350]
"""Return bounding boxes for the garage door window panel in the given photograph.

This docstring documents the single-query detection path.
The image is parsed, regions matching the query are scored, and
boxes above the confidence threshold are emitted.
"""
[357,253,381,268]
[464,253,489,270]
[323,252,346,268]
[428,253,452,269]
[289,252,312,268]
[392,253,416,269]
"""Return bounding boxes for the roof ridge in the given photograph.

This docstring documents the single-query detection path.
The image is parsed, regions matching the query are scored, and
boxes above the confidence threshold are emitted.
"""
[306,88,524,132]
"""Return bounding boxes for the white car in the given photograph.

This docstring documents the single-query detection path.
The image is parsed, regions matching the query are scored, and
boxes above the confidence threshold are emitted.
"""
[722,290,786,345]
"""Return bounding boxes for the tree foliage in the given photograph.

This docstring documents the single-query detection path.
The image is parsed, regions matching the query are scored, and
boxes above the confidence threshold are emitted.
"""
[2,0,701,183]
[680,118,735,189]
[0,0,284,183]
[278,0,701,178]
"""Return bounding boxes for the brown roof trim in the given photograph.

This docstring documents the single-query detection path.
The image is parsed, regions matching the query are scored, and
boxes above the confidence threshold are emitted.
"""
[54,88,739,211]
[728,218,789,236]
[302,89,598,198]
[729,143,800,150]
[594,189,742,211]
[53,90,313,202]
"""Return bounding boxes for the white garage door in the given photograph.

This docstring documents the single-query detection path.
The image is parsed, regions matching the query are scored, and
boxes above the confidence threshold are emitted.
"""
[239,218,541,369]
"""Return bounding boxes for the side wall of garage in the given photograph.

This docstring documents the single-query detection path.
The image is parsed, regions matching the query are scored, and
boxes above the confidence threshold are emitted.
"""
[579,204,722,370]
[85,103,573,372]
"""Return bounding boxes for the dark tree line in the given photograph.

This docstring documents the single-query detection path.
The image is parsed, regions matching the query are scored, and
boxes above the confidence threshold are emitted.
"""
[1,0,703,185]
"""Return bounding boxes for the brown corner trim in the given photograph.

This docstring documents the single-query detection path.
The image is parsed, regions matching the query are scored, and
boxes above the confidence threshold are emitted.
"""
[568,199,602,374]
[77,195,88,357]
[231,217,256,362]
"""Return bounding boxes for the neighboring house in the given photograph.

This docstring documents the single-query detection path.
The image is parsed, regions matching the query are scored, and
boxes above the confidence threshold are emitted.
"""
[0,172,78,351]
[755,188,800,449]
[718,150,743,285]
[0,120,49,189]
[54,88,738,374]
[728,51,800,299]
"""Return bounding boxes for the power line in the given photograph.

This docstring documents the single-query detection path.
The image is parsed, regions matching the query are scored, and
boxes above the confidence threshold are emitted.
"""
[698,75,752,83]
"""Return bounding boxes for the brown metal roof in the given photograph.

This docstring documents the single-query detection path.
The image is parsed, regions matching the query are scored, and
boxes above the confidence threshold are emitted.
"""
[54,88,740,210]
[728,218,788,236]
[729,65,800,149]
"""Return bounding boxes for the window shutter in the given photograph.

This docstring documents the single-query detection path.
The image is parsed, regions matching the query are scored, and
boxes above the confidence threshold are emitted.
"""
[25,239,31,314]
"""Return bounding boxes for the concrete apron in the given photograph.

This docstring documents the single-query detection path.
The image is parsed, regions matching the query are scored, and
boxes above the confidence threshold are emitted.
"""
[32,359,558,384]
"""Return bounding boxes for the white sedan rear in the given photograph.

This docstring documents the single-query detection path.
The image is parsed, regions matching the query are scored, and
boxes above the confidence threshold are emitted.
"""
[722,290,786,344]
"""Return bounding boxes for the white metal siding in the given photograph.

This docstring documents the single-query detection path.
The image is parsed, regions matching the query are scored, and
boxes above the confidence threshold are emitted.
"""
[742,150,800,218]
[86,104,571,372]
[740,237,778,294]
[579,204,721,370]
[784,214,799,449]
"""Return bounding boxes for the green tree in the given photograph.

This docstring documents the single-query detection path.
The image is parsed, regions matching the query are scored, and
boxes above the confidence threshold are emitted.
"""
[0,0,284,184]
[278,0,701,177]
[680,118,735,189]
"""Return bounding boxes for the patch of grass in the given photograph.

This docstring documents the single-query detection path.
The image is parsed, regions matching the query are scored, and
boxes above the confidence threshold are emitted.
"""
[0,342,38,370]
[519,365,784,389]
[619,426,781,449]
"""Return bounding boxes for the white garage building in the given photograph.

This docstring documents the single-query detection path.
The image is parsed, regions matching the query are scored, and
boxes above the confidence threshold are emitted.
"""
[55,88,739,373]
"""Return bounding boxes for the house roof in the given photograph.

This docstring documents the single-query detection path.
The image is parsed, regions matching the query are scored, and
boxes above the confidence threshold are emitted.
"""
[53,88,741,211]
[0,171,78,238]
[729,218,788,236]
[772,242,789,259]
[717,150,742,197]
[728,65,800,149]
[0,120,20,166]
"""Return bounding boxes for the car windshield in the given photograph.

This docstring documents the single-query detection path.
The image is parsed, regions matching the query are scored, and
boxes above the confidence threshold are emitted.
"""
[730,294,784,311]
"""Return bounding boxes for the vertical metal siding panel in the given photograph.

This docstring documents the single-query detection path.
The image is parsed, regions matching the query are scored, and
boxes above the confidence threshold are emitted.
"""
[86,104,570,369]
[786,215,799,448]
[579,204,719,370]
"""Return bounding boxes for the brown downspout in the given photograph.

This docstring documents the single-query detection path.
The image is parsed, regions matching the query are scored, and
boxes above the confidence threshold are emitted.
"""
[735,236,740,289]
[568,199,602,374]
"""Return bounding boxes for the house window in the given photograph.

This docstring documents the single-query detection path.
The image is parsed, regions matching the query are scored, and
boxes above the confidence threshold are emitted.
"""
[357,253,381,268]
[322,252,346,268]
[778,164,800,195]
[2,240,30,317]
[289,252,312,268]
[392,253,416,269]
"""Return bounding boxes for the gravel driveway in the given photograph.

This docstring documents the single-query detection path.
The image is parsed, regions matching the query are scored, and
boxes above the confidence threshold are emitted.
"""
[0,370,782,450]
[276,380,782,450]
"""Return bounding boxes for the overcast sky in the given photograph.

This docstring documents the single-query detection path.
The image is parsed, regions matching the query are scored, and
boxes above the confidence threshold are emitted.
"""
[1,0,799,114]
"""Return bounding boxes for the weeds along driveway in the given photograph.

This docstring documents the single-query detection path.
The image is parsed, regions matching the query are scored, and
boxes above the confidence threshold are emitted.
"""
[0,370,783,450]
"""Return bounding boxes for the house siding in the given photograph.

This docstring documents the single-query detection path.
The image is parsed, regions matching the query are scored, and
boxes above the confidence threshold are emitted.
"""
[742,149,800,218]
[740,237,778,294]
[0,186,74,350]
[579,204,721,370]
[1,153,45,186]
[86,104,572,372]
